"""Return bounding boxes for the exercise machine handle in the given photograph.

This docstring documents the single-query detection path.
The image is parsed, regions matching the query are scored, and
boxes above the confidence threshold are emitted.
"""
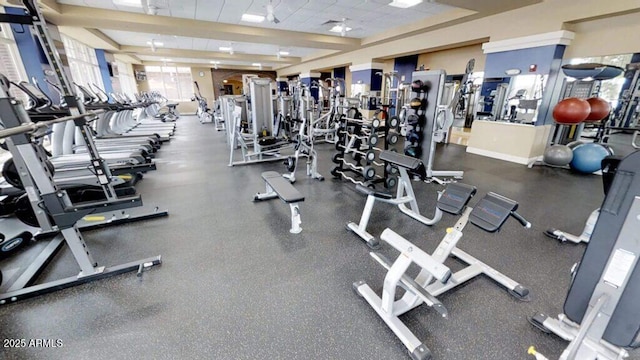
[511,211,531,229]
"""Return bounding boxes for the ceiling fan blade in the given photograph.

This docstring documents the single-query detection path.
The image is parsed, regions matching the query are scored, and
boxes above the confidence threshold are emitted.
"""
[273,16,280,24]
[321,20,341,25]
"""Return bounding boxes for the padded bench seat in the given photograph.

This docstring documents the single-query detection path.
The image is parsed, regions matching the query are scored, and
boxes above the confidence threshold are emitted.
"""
[254,171,305,233]
[380,150,423,170]
[261,171,305,203]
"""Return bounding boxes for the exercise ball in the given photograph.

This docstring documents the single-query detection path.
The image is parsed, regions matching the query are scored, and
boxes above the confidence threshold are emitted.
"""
[570,143,610,174]
[543,145,573,166]
[552,98,591,124]
[585,97,611,122]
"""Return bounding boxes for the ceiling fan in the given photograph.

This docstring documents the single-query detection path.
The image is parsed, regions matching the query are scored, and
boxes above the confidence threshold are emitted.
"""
[322,18,352,37]
[142,0,169,15]
[266,0,280,24]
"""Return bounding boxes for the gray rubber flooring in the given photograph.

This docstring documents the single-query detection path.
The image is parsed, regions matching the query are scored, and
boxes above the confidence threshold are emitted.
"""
[0,115,637,360]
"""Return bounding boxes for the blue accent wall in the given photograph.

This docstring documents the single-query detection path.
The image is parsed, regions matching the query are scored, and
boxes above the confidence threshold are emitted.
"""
[351,69,383,91]
[5,6,52,100]
[484,45,561,78]
[393,55,418,87]
[277,80,288,94]
[95,49,113,100]
[483,44,566,126]
[478,78,510,113]
[300,76,319,101]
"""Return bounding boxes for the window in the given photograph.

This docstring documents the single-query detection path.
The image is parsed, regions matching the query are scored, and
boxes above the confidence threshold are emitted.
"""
[145,65,193,101]
[0,22,29,167]
[569,54,634,108]
[61,34,105,95]
[115,60,138,97]
[0,24,28,104]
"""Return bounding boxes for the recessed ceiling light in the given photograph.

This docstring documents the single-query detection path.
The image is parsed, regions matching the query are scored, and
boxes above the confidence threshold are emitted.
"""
[388,0,423,8]
[147,41,164,46]
[329,25,352,33]
[113,0,142,8]
[252,63,262,67]
[241,13,265,23]
[278,51,290,56]
[219,46,232,51]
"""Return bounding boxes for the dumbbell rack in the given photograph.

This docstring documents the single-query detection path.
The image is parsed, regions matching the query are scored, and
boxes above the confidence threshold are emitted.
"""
[403,70,464,182]
[403,81,427,159]
[330,108,401,189]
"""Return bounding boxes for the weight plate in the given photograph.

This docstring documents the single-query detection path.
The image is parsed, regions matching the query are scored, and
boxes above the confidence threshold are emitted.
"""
[363,166,376,180]
[365,150,376,162]
[389,116,399,129]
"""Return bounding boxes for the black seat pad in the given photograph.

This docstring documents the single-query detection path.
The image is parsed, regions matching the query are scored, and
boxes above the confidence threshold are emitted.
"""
[261,171,305,203]
[380,151,423,170]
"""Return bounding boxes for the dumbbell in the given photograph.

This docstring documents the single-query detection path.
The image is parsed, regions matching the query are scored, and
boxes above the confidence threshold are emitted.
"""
[406,129,421,144]
[385,176,398,189]
[406,114,420,126]
[386,132,399,145]
[334,147,376,162]
[411,79,427,93]
[405,146,422,158]
[388,116,400,130]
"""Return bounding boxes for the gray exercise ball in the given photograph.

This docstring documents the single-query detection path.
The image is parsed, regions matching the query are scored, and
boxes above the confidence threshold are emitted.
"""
[544,145,573,166]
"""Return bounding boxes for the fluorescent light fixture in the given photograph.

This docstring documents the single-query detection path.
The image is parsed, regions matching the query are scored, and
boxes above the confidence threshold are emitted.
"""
[147,41,164,46]
[210,60,221,64]
[252,63,262,67]
[113,0,142,7]
[388,0,423,8]
[241,13,265,23]
[329,25,352,33]
[161,58,172,62]
[278,51,290,56]
[219,46,232,51]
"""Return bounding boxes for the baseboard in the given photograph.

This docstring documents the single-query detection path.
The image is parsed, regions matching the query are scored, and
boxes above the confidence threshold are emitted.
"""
[466,147,538,165]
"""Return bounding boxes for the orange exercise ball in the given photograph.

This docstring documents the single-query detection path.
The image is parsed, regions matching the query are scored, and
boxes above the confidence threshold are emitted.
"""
[553,97,591,124]
[585,97,611,122]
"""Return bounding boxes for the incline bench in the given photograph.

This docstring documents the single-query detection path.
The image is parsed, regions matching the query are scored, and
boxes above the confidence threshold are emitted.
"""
[253,171,305,234]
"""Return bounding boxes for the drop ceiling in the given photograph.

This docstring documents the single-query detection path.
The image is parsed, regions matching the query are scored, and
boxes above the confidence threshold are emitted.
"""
[48,0,456,69]
[37,0,542,70]
[57,0,454,38]
[101,29,319,57]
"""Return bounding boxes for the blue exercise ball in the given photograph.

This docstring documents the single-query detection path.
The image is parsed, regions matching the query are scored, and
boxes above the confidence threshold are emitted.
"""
[570,143,610,174]
[544,145,573,166]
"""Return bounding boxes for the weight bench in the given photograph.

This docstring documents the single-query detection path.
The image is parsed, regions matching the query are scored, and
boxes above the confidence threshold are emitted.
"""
[253,171,305,234]
[354,184,531,360]
[347,150,443,248]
